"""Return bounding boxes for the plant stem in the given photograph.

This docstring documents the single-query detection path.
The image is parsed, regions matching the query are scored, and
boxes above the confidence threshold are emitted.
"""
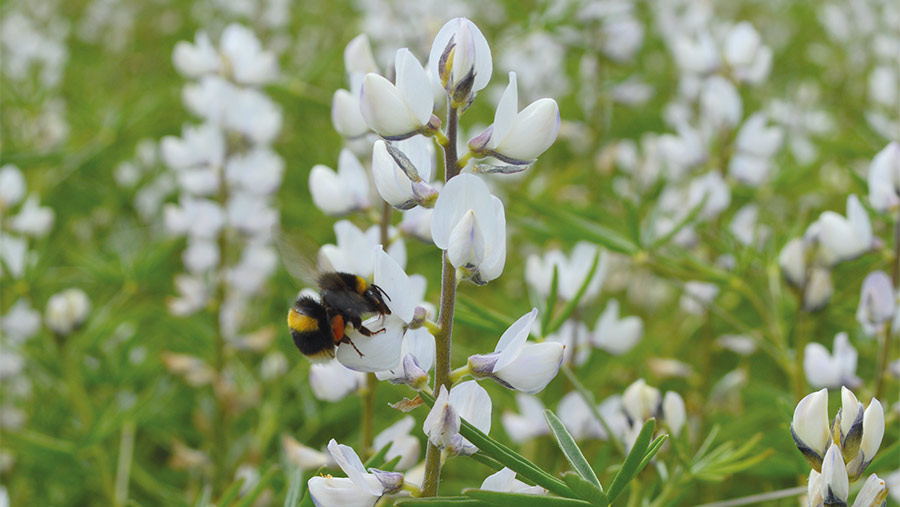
[211,174,230,493]
[114,421,136,507]
[792,307,809,401]
[361,201,394,455]
[875,216,899,400]
[693,486,806,507]
[422,105,460,497]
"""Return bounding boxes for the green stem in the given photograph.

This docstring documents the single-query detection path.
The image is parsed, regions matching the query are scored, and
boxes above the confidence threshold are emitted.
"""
[560,364,625,457]
[422,105,460,497]
[211,171,230,493]
[114,421,136,507]
[792,307,809,401]
[875,216,899,400]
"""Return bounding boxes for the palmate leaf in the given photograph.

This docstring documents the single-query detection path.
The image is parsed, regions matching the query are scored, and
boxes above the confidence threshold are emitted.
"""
[543,410,603,491]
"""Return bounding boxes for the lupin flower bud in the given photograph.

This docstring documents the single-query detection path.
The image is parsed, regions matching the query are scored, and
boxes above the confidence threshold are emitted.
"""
[429,17,492,109]
[309,149,371,215]
[423,382,492,456]
[467,309,564,394]
[779,237,809,287]
[821,445,849,506]
[360,49,436,140]
[818,195,873,264]
[846,399,884,481]
[856,271,895,336]
[45,288,91,336]
[791,388,831,472]
[372,137,436,210]
[853,474,888,507]
[467,72,560,165]
[622,379,661,423]
[804,267,834,312]
[838,387,864,462]
[867,142,899,212]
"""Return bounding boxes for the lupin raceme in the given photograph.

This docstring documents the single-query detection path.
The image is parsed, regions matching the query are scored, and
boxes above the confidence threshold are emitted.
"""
[791,388,884,483]
[430,17,492,110]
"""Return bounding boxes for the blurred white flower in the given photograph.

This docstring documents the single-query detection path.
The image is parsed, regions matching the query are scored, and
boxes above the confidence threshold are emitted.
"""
[817,195,873,264]
[423,381,492,456]
[226,191,279,235]
[715,334,757,356]
[481,467,546,495]
[332,85,370,139]
[0,233,27,279]
[309,149,371,215]
[309,359,365,402]
[468,72,560,164]
[501,394,550,443]
[172,31,220,78]
[700,75,742,129]
[223,87,282,145]
[673,31,719,74]
[373,416,420,471]
[399,205,435,243]
[622,379,660,423]
[804,332,860,390]
[173,24,277,86]
[680,281,719,315]
[728,113,783,186]
[868,65,898,109]
[164,196,225,240]
[592,299,643,355]
[723,22,772,84]
[226,243,278,294]
[431,174,506,284]
[867,142,900,212]
[167,275,208,316]
[687,171,731,220]
[525,242,608,303]
[183,238,219,274]
[857,271,895,336]
[225,148,284,195]
[45,288,91,336]
[8,196,54,237]
[429,17,492,107]
[468,309,564,394]
[283,434,335,471]
[546,320,592,366]
[0,165,25,209]
[779,237,809,287]
[662,391,686,437]
[804,267,834,312]
[344,34,379,75]
[1,299,41,343]
[360,49,433,140]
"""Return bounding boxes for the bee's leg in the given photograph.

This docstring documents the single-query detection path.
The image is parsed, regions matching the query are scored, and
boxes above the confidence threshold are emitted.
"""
[358,325,386,336]
[343,336,364,358]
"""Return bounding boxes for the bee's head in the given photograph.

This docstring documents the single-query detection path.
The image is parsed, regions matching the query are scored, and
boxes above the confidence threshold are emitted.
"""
[366,284,392,315]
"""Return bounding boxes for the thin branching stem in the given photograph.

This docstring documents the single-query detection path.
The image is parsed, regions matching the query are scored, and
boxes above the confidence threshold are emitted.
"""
[422,106,460,497]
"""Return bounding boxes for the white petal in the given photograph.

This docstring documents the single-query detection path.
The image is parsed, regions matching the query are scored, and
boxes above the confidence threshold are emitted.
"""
[860,399,884,460]
[337,317,405,372]
[374,247,415,322]
[478,196,507,282]
[327,439,382,495]
[430,174,494,249]
[344,34,379,75]
[360,73,419,138]
[492,308,539,371]
[493,98,560,161]
[405,327,435,372]
[449,380,492,434]
[804,342,840,389]
[307,476,381,507]
[447,211,485,269]
[332,89,370,138]
[821,445,849,503]
[395,49,433,126]
[662,392,685,437]
[491,72,519,149]
[494,342,564,394]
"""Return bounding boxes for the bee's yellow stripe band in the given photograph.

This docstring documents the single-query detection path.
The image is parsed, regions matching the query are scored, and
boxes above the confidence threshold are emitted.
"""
[288,309,318,332]
[355,276,368,295]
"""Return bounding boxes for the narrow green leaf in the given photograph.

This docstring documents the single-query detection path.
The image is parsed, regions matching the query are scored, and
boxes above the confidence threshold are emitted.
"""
[234,466,279,507]
[466,490,593,506]
[298,490,315,507]
[377,455,403,472]
[469,451,506,473]
[396,497,483,506]
[546,252,601,334]
[521,201,638,254]
[649,193,707,249]
[217,477,245,507]
[606,418,655,502]
[623,199,642,246]
[635,434,668,479]
[541,265,560,334]
[561,472,609,506]
[284,468,304,507]
[418,392,574,498]
[364,441,392,468]
[543,410,602,490]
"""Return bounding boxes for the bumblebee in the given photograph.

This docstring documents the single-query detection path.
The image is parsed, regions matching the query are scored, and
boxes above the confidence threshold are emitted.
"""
[287,272,391,361]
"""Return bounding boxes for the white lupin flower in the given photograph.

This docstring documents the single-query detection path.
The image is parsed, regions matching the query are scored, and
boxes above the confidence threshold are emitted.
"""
[225,148,284,195]
[223,87,282,145]
[723,22,772,84]
[0,165,25,209]
[468,72,560,164]
[373,416,420,471]
[307,439,402,507]
[802,266,833,312]
[431,174,506,283]
[557,391,604,440]
[226,191,278,235]
[546,320,592,366]
[429,17,492,106]
[359,49,434,140]
[309,149,371,215]
[167,275,208,316]
[8,196,54,237]
[662,391,686,437]
[525,242,608,302]
[227,244,278,294]
[45,288,91,336]
[372,137,436,210]
[808,469,825,507]
[680,281,719,315]
[867,142,900,212]
[344,34,379,75]
[857,271,895,336]
[172,31,220,78]
[480,468,546,495]
[700,75,742,129]
[183,238,219,274]
[1,299,41,343]
[592,299,643,355]
[839,387,864,461]
[319,221,406,278]
[164,197,226,240]
[672,32,719,74]
[847,399,884,480]
[501,394,550,443]
[308,359,366,402]
[332,86,370,139]
[791,388,831,471]
[779,237,809,287]
[0,233,27,279]
[728,113,783,185]
[852,474,888,507]
[423,381,492,456]
[687,172,731,220]
[715,334,757,356]
[219,24,278,86]
[818,195,873,264]
[804,333,860,390]
[729,205,760,246]
[622,379,661,423]
[869,65,898,108]
[821,445,849,506]
[468,309,564,394]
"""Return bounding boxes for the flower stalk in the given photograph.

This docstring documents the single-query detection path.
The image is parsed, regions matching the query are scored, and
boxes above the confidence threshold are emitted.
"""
[874,216,899,400]
[422,105,460,497]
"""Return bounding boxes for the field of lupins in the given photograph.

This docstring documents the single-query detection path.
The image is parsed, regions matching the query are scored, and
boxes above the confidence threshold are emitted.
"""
[1,0,898,505]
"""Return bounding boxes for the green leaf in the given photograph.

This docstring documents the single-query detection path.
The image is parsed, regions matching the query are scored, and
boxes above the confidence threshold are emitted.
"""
[284,468,304,507]
[543,410,602,490]
[541,265,560,334]
[364,441,393,468]
[546,252,601,334]
[418,392,574,498]
[395,497,483,506]
[649,193,707,249]
[561,472,609,506]
[605,418,656,502]
[635,435,668,478]
[469,451,506,473]
[521,201,638,254]
[234,466,279,507]
[377,455,403,472]
[217,477,245,507]
[465,490,593,506]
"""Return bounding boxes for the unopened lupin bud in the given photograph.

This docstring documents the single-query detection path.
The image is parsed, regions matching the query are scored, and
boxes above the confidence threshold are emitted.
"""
[45,288,91,336]
[360,49,434,140]
[791,388,830,472]
[429,18,492,110]
[839,387,864,463]
[853,474,888,507]
[821,445,849,506]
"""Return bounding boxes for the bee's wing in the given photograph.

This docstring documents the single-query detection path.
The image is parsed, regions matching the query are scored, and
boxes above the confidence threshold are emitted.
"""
[275,228,324,289]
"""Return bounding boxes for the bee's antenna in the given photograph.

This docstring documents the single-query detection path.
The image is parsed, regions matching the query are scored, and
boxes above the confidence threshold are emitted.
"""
[372,283,391,301]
